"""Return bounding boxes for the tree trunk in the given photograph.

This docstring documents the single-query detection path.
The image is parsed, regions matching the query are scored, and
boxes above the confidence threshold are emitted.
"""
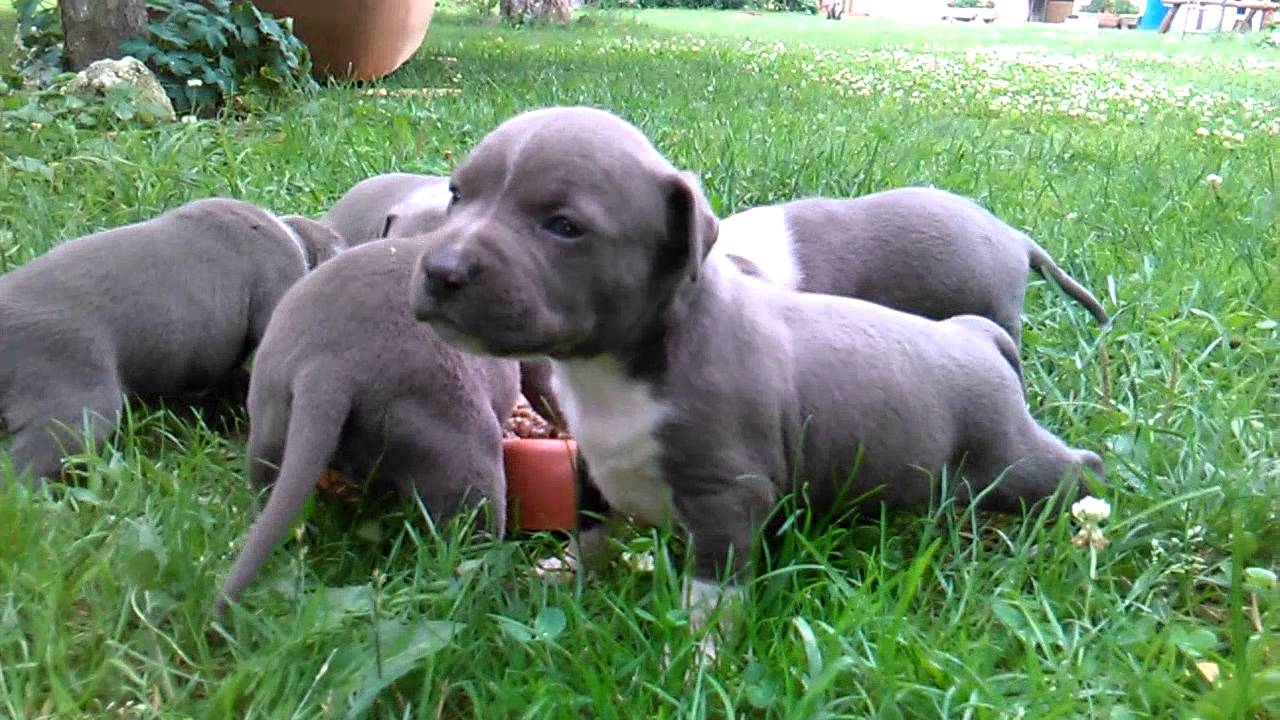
[60,0,148,70]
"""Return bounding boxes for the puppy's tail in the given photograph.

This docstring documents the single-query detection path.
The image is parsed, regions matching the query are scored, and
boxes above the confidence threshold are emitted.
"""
[1025,237,1109,327]
[214,379,350,618]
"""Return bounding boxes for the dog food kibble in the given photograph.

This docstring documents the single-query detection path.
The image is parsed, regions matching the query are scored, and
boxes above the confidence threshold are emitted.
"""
[503,399,567,440]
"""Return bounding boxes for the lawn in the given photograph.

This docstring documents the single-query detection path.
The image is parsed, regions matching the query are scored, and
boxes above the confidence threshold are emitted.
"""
[1,7,1278,718]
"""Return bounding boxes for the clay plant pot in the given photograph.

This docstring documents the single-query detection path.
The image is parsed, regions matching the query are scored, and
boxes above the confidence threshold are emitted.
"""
[1045,0,1075,22]
[251,0,436,82]
[503,438,578,532]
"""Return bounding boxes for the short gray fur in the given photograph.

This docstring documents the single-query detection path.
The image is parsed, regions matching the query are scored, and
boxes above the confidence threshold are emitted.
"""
[320,171,566,428]
[214,236,519,615]
[319,172,452,245]
[715,187,1109,346]
[0,198,346,486]
[408,106,1105,597]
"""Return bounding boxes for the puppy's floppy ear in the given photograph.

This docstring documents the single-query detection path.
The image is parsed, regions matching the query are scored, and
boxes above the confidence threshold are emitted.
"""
[381,198,449,240]
[662,170,719,283]
[282,215,347,266]
[380,213,399,238]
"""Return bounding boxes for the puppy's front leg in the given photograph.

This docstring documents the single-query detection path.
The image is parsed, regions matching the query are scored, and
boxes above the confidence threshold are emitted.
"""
[535,453,620,580]
[674,479,774,662]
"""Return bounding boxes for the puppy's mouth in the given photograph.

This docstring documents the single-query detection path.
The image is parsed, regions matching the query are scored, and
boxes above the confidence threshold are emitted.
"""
[422,314,485,350]
[418,307,574,359]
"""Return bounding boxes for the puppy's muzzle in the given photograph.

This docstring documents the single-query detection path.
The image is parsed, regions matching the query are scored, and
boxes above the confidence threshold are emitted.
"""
[413,245,481,321]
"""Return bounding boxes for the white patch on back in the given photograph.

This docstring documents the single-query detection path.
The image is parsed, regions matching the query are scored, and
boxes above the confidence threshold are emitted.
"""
[267,213,311,271]
[709,205,803,289]
[405,181,454,210]
[551,357,674,528]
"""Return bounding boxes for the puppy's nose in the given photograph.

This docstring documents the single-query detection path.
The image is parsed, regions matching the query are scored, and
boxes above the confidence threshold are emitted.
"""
[421,247,476,299]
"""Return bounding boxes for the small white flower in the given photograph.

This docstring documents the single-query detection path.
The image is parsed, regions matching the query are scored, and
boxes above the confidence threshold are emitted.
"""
[1205,173,1223,189]
[187,78,203,87]
[621,551,655,573]
[1071,496,1111,553]
[1195,127,1210,138]
[180,115,198,124]
[1072,496,1111,524]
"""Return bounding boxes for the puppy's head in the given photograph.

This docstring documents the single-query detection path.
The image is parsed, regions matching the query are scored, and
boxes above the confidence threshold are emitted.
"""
[382,181,453,239]
[410,106,717,358]
[280,215,347,267]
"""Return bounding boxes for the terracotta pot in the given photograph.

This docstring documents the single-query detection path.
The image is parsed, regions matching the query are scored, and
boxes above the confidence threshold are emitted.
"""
[251,0,435,82]
[1044,0,1075,22]
[503,438,577,532]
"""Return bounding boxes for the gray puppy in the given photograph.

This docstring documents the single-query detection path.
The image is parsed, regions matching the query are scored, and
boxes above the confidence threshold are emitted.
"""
[320,172,453,244]
[712,188,1109,345]
[321,172,567,429]
[408,106,1105,652]
[0,198,346,486]
[215,236,520,615]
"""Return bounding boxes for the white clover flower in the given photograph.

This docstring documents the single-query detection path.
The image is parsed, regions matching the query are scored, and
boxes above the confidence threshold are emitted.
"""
[1205,173,1224,189]
[1072,496,1111,524]
[1195,127,1210,138]
[621,551,655,573]
[181,115,198,124]
[187,78,203,87]
[1071,496,1111,555]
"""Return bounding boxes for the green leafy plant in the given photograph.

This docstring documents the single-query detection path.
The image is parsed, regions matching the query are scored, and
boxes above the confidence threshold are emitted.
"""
[949,0,995,8]
[120,0,319,115]
[1082,0,1138,12]
[468,0,499,17]
[1,77,172,135]
[635,0,815,12]
[9,0,65,86]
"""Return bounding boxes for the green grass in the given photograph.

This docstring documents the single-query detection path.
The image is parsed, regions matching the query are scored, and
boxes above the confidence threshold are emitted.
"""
[2,8,1279,718]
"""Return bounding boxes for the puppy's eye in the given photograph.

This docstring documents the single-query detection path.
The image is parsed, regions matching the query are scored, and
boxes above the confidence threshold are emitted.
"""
[448,187,461,207]
[542,216,584,239]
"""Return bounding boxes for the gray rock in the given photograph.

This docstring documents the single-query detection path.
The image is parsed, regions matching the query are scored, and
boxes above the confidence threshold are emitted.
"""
[64,55,175,123]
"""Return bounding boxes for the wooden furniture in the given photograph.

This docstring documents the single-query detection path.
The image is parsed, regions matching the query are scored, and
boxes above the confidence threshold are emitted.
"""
[1157,0,1278,33]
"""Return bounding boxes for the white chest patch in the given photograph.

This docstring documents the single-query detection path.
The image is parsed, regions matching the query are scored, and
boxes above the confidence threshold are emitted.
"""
[551,358,674,527]
[709,205,803,289]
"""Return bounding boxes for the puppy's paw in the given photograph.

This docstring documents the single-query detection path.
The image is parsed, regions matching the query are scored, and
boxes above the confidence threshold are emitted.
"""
[659,632,721,681]
[694,632,720,664]
[532,554,577,584]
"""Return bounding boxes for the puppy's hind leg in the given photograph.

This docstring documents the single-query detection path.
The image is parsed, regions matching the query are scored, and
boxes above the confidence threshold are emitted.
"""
[967,417,1105,517]
[245,392,291,491]
[384,406,509,539]
[7,378,123,487]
